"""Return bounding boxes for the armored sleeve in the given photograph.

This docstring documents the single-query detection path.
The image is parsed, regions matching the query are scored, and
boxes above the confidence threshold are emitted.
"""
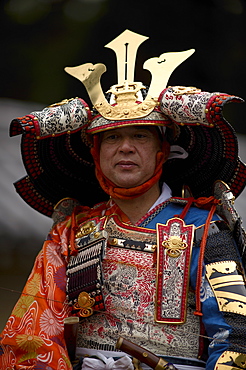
[192,221,246,370]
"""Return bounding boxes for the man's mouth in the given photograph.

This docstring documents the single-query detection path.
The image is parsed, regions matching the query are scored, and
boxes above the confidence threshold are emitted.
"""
[116,161,137,169]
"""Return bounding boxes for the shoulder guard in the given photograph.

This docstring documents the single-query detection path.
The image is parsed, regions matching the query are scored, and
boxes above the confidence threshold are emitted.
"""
[213,181,246,268]
[52,197,81,226]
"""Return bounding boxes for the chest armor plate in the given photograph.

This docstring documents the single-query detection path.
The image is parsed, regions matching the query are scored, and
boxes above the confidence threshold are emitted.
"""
[66,215,194,324]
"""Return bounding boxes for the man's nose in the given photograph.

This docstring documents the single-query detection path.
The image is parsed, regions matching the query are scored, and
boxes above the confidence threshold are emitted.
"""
[119,137,135,152]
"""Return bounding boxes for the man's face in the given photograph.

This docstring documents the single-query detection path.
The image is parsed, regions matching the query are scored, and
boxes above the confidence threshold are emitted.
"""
[99,126,162,188]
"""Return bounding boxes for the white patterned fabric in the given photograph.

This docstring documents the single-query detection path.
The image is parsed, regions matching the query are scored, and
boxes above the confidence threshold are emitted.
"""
[31,98,89,137]
[160,88,215,125]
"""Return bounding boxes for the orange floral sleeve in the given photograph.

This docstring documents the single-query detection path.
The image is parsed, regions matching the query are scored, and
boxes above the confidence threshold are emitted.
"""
[0,216,74,370]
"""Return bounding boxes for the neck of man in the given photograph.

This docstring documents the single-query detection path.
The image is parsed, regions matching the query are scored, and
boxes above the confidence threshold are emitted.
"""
[112,182,161,225]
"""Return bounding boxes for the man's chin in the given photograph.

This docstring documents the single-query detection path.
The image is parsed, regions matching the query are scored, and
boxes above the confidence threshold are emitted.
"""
[114,179,143,189]
[111,173,145,189]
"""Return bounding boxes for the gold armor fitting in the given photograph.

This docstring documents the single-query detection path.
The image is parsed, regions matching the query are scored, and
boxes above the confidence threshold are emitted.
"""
[206,261,246,316]
[215,351,246,370]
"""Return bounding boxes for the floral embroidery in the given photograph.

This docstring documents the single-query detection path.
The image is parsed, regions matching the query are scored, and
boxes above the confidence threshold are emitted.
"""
[45,242,63,267]
[16,333,44,352]
[0,221,72,370]
[54,266,67,292]
[39,309,63,336]
[12,295,34,318]
[26,273,42,295]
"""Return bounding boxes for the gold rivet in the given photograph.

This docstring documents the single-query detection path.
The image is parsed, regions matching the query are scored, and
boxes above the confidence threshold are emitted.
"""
[142,352,148,358]
[94,232,100,239]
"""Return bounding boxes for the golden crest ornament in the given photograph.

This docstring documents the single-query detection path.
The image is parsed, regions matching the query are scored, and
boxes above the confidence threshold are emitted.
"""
[65,29,195,121]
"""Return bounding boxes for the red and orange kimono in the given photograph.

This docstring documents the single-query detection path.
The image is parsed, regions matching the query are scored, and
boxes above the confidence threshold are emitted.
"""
[0,201,132,369]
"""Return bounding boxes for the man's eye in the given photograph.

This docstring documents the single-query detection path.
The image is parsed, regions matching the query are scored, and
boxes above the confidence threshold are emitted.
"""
[104,134,118,141]
[134,133,147,139]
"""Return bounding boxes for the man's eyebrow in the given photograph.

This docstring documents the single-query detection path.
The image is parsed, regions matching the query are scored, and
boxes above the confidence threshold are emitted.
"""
[134,126,160,134]
[134,126,150,130]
